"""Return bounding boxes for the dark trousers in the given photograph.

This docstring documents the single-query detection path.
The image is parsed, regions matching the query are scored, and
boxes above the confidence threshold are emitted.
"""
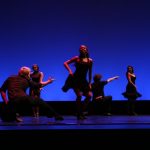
[1,96,59,121]
[92,96,112,115]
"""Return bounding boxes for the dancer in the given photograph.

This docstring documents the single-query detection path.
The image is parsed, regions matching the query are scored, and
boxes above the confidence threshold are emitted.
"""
[91,74,119,115]
[62,45,93,120]
[122,65,142,115]
[29,64,44,117]
[0,66,63,122]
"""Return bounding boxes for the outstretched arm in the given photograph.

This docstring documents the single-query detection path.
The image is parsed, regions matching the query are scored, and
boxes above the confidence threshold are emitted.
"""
[107,76,119,83]
[41,77,55,87]
[29,77,55,89]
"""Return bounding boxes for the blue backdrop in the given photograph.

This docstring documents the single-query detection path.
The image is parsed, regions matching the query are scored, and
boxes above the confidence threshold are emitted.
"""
[0,0,149,101]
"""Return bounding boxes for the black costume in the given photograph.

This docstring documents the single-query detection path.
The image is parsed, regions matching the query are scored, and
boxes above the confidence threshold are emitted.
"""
[29,71,41,97]
[91,80,112,115]
[0,75,63,121]
[122,74,142,115]
[62,58,92,119]
[62,59,92,93]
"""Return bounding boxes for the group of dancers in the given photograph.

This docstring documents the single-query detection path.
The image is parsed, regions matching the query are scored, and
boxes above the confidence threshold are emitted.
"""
[62,45,141,119]
[0,45,142,122]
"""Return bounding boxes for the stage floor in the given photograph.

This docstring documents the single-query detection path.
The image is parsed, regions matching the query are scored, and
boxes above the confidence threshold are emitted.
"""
[1,115,150,130]
[1,115,150,147]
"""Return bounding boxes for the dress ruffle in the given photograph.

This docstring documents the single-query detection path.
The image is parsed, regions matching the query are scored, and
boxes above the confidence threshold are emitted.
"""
[122,92,142,99]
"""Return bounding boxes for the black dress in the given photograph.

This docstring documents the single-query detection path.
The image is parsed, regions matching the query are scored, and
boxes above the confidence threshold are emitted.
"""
[29,71,41,97]
[62,58,92,94]
[122,75,142,99]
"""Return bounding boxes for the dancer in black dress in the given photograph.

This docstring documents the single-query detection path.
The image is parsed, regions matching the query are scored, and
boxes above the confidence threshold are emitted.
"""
[62,45,93,120]
[122,65,142,115]
[29,64,44,117]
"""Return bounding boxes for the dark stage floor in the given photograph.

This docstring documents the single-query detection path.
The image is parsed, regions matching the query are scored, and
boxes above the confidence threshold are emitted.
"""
[1,115,150,130]
[1,115,150,148]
